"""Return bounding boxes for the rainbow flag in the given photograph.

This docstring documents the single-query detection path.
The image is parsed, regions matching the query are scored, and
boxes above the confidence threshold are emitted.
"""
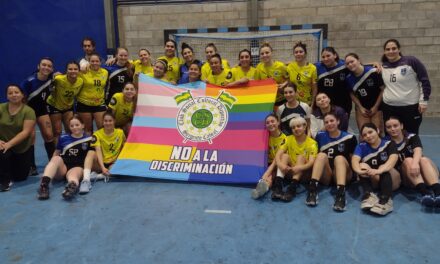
[110,74,278,184]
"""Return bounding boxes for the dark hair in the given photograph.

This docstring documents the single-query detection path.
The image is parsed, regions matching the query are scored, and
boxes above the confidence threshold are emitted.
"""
[89,52,101,60]
[65,61,80,71]
[283,81,297,92]
[313,92,335,113]
[321,47,340,62]
[40,57,54,65]
[155,59,168,72]
[6,84,26,102]
[82,37,96,48]
[238,49,251,59]
[189,61,201,70]
[323,111,339,121]
[360,122,379,135]
[164,39,177,47]
[115,47,133,77]
[265,112,280,122]
[381,39,403,62]
[69,114,84,124]
[103,110,116,121]
[205,43,218,52]
[384,116,410,144]
[345,52,360,61]
[181,42,194,54]
[293,41,307,54]
[209,54,222,64]
[123,82,136,90]
[259,42,273,52]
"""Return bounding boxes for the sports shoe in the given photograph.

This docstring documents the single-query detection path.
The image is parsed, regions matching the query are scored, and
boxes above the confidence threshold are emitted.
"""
[333,193,346,212]
[271,177,284,201]
[79,180,92,194]
[38,184,50,200]
[305,190,318,206]
[281,183,296,202]
[90,172,107,181]
[251,180,269,199]
[0,182,11,192]
[29,166,39,176]
[421,194,435,207]
[370,198,393,216]
[62,182,78,200]
[434,195,440,208]
[360,192,379,210]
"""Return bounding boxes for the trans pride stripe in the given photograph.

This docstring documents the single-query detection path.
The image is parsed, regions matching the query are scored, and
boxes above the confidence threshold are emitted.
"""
[110,74,278,184]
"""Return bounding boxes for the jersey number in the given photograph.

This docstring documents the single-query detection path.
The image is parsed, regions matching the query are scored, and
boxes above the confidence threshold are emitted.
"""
[296,74,301,81]
[389,74,397,83]
[94,80,102,87]
[358,88,367,97]
[324,78,334,87]
[327,148,334,159]
[109,143,115,153]
[118,76,125,83]
[64,91,74,98]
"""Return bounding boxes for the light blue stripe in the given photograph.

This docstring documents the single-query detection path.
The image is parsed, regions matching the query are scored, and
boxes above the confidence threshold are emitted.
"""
[111,159,190,181]
[218,27,228,33]
[280,25,291,30]
[302,24,312,29]
[259,26,270,31]
[197,28,208,33]
[134,117,176,128]
[177,29,187,34]
[238,27,248,32]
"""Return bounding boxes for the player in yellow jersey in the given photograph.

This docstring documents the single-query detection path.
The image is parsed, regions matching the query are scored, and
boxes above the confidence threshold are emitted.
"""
[255,42,288,105]
[201,43,230,81]
[231,49,257,82]
[205,54,236,87]
[285,42,317,105]
[77,53,109,135]
[80,111,126,193]
[273,116,318,202]
[251,113,287,199]
[157,39,183,84]
[146,59,171,83]
[47,61,84,143]
[108,82,136,135]
[133,48,153,86]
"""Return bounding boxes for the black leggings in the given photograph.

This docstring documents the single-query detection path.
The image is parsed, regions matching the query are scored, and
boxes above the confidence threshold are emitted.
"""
[0,147,32,185]
[382,103,422,134]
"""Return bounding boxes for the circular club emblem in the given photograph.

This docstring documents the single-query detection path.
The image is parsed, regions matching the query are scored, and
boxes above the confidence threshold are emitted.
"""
[177,96,228,143]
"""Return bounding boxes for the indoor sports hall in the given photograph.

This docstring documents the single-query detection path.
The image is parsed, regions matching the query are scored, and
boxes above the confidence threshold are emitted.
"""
[1,1,439,263]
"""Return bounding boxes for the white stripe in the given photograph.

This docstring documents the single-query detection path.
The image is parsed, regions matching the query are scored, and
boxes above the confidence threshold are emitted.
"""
[318,65,346,80]
[28,79,51,101]
[109,67,127,79]
[352,68,376,92]
[362,141,391,163]
[137,94,180,108]
[204,209,232,214]
[60,136,92,155]
[320,134,354,152]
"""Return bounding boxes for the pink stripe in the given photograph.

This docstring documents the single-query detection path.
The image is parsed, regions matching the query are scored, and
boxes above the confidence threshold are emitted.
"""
[127,127,267,151]
[136,105,178,118]
[138,83,205,97]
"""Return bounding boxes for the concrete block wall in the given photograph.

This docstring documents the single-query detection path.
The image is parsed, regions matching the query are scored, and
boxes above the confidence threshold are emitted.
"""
[118,0,440,116]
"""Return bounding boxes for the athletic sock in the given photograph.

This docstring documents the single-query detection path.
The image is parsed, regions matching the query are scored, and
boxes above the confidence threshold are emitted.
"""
[41,176,51,185]
[415,183,431,196]
[44,142,56,160]
[359,177,373,195]
[309,179,319,192]
[336,185,346,195]
[83,169,91,182]
[379,172,392,202]
[430,183,440,196]
[30,145,36,167]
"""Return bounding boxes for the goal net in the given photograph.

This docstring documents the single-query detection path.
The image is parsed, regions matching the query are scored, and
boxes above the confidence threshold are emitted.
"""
[171,28,323,66]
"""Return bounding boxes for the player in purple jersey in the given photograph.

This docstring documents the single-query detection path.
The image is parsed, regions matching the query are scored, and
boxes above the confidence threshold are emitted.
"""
[385,116,440,207]
[381,39,431,134]
[345,53,384,135]
[37,115,91,200]
[352,123,401,216]
[306,112,357,211]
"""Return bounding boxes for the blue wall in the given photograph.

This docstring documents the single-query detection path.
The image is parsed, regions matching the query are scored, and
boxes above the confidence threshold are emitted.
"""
[0,0,109,102]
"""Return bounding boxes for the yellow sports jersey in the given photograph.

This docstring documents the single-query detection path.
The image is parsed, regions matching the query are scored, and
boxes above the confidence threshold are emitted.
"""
[231,66,257,80]
[47,74,83,110]
[77,68,108,106]
[133,60,153,75]
[108,92,134,127]
[268,132,287,163]
[255,60,288,84]
[157,56,184,83]
[205,69,235,86]
[201,59,230,81]
[91,128,126,164]
[287,62,317,105]
[280,135,318,164]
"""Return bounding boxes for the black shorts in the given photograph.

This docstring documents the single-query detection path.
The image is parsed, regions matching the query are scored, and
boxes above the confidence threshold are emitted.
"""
[76,101,107,113]
[28,99,50,117]
[48,104,73,115]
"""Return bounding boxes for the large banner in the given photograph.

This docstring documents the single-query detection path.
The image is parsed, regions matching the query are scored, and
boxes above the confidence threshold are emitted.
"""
[110,75,277,184]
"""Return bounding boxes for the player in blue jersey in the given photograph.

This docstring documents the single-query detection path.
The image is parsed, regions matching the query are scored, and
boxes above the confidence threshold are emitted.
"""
[345,53,384,135]
[381,39,431,134]
[305,112,357,211]
[102,47,134,104]
[276,82,311,136]
[178,43,202,85]
[385,116,440,207]
[21,57,56,164]
[315,47,352,116]
[37,115,91,200]
[352,123,401,216]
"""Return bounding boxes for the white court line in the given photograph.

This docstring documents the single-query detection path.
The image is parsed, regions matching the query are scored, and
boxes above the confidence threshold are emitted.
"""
[204,209,232,214]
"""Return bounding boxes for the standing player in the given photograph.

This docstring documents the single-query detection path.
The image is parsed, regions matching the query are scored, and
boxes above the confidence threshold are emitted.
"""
[316,47,352,116]
[381,39,431,134]
[21,57,56,162]
[231,49,257,81]
[201,43,230,81]
[255,42,288,106]
[385,116,440,207]
[76,53,109,135]
[133,48,154,86]
[205,54,236,87]
[157,39,184,84]
[46,61,84,143]
[285,42,317,105]
[37,116,91,200]
[79,37,97,72]
[345,53,384,135]
[102,47,133,104]
[305,113,357,211]
[178,43,202,84]
[352,123,401,216]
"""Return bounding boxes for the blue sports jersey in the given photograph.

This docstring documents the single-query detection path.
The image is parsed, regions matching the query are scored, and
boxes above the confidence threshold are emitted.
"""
[102,64,132,103]
[384,133,422,164]
[178,60,202,84]
[21,73,53,103]
[57,133,92,166]
[316,131,357,163]
[354,139,398,169]
[346,65,383,109]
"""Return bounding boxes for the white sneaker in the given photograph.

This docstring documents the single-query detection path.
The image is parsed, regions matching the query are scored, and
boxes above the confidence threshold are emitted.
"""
[370,198,393,216]
[251,180,269,199]
[79,180,91,194]
[361,192,379,210]
[90,172,105,181]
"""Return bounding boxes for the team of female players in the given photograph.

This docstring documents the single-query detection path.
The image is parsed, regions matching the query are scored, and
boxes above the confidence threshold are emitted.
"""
[1,37,437,216]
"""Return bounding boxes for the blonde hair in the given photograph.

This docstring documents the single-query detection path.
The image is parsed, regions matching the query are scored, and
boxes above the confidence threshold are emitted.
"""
[289,116,307,128]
